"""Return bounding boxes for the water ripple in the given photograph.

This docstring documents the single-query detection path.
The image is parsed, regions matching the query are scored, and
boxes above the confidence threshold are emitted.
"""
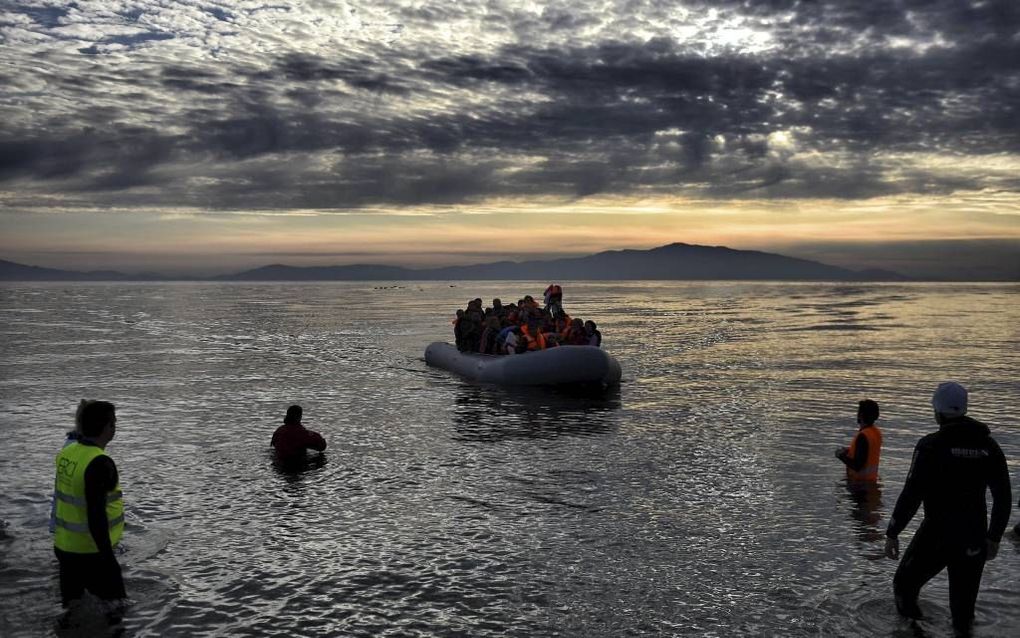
[0,282,1017,636]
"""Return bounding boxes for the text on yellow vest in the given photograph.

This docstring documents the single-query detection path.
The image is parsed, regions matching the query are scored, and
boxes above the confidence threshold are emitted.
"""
[53,442,124,553]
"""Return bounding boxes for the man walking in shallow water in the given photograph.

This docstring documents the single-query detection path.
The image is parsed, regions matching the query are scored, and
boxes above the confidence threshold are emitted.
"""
[52,400,126,605]
[884,382,1011,633]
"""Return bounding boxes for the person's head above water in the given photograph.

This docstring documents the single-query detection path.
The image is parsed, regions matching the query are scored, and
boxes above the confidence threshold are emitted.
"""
[857,399,879,426]
[79,401,116,443]
[932,382,967,421]
[285,405,303,425]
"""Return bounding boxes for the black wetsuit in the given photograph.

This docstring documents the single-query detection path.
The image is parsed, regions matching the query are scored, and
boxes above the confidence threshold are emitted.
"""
[885,416,1011,629]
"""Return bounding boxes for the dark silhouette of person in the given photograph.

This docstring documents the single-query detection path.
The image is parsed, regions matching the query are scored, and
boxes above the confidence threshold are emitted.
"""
[271,405,326,461]
[884,382,1011,633]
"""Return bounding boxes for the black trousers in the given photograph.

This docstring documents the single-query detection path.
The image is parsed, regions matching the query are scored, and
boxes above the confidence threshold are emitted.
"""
[54,547,126,605]
[893,525,986,630]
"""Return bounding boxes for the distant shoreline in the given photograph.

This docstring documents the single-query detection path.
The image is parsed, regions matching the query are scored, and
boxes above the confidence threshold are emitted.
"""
[3,242,1018,282]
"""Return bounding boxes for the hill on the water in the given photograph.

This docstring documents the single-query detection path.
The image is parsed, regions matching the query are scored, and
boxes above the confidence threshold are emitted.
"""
[1,243,909,281]
[1,244,907,281]
[223,243,905,281]
[0,259,137,281]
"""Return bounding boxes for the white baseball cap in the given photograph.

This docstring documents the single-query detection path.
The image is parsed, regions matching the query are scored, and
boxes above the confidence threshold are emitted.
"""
[932,381,968,417]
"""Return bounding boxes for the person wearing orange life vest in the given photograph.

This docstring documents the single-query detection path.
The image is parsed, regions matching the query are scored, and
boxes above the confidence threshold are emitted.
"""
[552,310,577,346]
[521,318,547,350]
[559,318,587,345]
[835,399,882,482]
[544,284,563,316]
[551,309,571,336]
[53,400,126,605]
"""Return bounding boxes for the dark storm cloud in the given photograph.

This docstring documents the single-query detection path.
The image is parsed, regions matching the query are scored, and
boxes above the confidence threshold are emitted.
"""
[421,37,1020,155]
[1,0,1018,209]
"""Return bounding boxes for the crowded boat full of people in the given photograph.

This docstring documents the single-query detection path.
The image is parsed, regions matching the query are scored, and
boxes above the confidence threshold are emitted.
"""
[452,285,602,355]
[425,285,621,388]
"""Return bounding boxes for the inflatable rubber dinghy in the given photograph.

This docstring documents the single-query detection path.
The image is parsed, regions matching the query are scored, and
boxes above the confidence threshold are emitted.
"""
[425,342,622,388]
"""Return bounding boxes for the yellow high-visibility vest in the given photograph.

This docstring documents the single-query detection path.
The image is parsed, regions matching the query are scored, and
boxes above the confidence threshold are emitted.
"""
[53,442,123,553]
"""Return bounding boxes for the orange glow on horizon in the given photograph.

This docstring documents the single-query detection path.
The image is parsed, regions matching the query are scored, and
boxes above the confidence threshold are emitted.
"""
[2,192,1018,272]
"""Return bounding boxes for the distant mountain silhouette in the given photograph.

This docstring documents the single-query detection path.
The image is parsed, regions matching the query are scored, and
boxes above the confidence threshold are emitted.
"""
[0,259,135,281]
[227,263,417,281]
[221,243,908,281]
[1,244,910,282]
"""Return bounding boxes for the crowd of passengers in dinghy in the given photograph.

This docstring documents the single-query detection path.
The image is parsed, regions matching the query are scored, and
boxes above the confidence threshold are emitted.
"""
[452,284,602,355]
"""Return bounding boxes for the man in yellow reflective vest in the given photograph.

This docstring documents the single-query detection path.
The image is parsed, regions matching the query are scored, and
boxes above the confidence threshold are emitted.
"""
[53,400,125,604]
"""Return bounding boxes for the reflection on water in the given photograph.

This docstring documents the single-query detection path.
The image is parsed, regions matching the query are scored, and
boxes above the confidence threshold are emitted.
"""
[54,603,125,638]
[842,482,886,548]
[450,384,621,442]
[271,452,329,486]
[0,281,1017,637]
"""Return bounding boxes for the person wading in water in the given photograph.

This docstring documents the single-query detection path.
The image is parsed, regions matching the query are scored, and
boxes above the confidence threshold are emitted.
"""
[835,399,882,483]
[884,382,1011,633]
[52,400,126,605]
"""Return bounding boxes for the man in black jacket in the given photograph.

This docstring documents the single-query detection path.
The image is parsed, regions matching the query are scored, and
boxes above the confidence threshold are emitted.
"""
[884,382,1011,633]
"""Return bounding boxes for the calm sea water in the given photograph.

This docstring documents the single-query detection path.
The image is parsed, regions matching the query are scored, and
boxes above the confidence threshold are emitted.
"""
[0,281,1017,637]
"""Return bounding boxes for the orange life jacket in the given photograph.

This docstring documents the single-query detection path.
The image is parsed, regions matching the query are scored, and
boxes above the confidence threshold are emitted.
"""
[521,324,546,350]
[555,314,572,336]
[846,425,882,482]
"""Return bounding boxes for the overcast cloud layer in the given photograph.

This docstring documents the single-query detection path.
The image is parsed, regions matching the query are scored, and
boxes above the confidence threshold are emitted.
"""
[2,0,1019,215]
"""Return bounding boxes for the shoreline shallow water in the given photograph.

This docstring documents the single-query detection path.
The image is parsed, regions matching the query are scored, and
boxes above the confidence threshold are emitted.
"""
[1,281,1018,637]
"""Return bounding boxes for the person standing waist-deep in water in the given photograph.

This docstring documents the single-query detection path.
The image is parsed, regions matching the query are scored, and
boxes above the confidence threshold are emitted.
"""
[884,382,1012,634]
[835,399,882,483]
[52,400,126,605]
[271,405,327,461]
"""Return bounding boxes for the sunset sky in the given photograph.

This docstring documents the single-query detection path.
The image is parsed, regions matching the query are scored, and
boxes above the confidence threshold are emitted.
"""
[1,1,1018,277]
